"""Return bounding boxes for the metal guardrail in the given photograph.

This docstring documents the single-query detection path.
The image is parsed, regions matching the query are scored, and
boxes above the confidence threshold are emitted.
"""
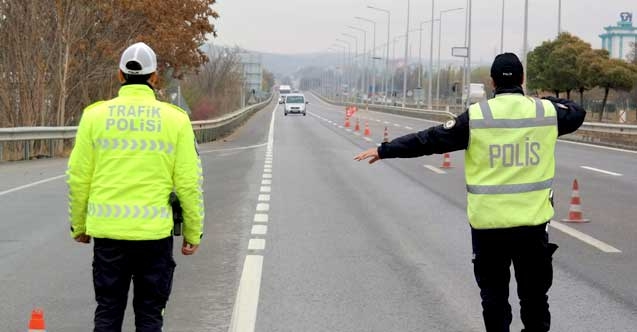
[312,91,637,134]
[578,122,637,134]
[0,95,272,161]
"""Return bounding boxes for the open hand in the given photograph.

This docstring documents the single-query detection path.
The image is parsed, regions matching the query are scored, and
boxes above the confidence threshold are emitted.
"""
[354,148,381,164]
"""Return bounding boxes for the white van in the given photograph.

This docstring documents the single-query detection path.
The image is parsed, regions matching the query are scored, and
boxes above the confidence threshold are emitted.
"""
[278,85,292,104]
[462,83,487,105]
[283,93,308,116]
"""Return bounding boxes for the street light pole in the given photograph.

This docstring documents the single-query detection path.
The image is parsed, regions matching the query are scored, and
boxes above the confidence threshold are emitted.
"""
[348,26,368,102]
[402,0,411,108]
[419,19,438,106]
[436,8,464,105]
[558,0,562,35]
[342,33,359,102]
[367,5,391,103]
[500,0,505,53]
[465,0,472,110]
[428,0,435,110]
[356,17,377,103]
[522,0,528,93]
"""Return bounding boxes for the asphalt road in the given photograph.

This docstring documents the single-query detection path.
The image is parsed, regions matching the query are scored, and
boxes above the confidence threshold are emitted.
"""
[1,94,636,331]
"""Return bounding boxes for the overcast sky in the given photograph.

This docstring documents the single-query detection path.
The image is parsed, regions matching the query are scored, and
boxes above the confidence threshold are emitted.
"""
[212,0,635,63]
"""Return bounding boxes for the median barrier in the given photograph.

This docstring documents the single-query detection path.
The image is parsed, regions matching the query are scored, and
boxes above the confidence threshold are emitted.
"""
[0,95,273,162]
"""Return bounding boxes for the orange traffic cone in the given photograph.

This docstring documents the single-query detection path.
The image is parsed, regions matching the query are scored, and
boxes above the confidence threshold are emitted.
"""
[355,118,360,132]
[561,179,590,223]
[28,309,46,331]
[441,153,453,169]
[344,115,350,128]
[383,126,389,143]
[364,121,371,136]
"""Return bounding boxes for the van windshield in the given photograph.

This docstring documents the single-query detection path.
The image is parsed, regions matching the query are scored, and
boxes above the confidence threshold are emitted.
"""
[286,96,304,103]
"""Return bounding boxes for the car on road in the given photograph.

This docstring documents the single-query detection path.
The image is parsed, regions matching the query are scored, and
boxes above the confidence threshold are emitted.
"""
[283,93,308,116]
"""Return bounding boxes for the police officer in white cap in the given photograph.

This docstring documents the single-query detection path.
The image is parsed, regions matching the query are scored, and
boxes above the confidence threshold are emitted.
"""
[68,42,204,331]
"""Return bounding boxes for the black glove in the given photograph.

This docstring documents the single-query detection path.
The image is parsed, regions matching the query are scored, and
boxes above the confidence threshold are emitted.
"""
[542,96,584,112]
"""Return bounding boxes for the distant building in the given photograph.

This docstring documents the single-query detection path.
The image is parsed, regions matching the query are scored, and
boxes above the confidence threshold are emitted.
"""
[600,12,637,60]
[239,52,263,101]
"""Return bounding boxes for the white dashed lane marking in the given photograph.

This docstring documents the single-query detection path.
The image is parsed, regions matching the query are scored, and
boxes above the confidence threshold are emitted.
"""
[258,194,270,202]
[424,165,447,174]
[254,214,269,223]
[251,225,268,235]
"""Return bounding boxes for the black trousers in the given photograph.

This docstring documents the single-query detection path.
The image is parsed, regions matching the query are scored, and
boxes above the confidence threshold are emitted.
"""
[92,237,176,332]
[471,223,558,332]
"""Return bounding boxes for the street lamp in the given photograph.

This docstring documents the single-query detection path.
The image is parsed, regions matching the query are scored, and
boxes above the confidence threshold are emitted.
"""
[348,25,368,102]
[437,7,464,104]
[342,33,359,101]
[500,0,505,53]
[367,5,391,102]
[428,0,435,110]
[356,17,377,103]
[335,39,352,101]
[418,19,439,100]
[522,0,528,93]
[402,0,411,108]
[331,44,348,101]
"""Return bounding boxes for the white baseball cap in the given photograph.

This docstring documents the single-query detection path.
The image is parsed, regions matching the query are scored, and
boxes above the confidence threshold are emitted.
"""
[119,42,157,75]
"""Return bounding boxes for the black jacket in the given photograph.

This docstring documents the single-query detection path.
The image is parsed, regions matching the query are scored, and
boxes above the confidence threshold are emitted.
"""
[378,86,586,159]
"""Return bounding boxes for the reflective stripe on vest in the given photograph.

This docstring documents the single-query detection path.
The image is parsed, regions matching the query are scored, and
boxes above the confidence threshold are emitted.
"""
[471,99,555,128]
[465,95,557,229]
[467,178,553,194]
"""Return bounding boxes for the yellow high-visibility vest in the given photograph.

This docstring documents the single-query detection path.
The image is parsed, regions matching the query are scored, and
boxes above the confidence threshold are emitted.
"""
[465,94,557,229]
[67,85,204,244]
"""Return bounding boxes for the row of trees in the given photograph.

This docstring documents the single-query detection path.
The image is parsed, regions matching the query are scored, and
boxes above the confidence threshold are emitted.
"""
[527,33,637,120]
[0,0,218,128]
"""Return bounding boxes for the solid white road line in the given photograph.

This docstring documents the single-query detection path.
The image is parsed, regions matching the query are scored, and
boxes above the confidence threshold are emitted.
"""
[258,194,270,202]
[228,255,264,332]
[559,139,637,154]
[405,126,414,130]
[254,214,269,223]
[580,166,623,177]
[0,174,66,197]
[550,222,622,253]
[424,165,447,174]
[251,225,268,235]
[200,143,268,154]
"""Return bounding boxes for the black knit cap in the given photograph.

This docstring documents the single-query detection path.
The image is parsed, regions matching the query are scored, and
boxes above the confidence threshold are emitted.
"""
[490,53,524,87]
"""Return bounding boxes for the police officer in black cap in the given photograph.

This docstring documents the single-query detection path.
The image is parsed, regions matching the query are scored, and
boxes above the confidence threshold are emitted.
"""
[355,53,586,332]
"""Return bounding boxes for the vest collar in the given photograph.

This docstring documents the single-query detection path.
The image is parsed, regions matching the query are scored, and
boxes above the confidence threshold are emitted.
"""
[494,85,524,96]
[118,84,156,99]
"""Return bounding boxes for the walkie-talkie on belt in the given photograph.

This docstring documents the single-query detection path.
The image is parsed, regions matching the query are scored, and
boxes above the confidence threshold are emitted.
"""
[169,192,183,236]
